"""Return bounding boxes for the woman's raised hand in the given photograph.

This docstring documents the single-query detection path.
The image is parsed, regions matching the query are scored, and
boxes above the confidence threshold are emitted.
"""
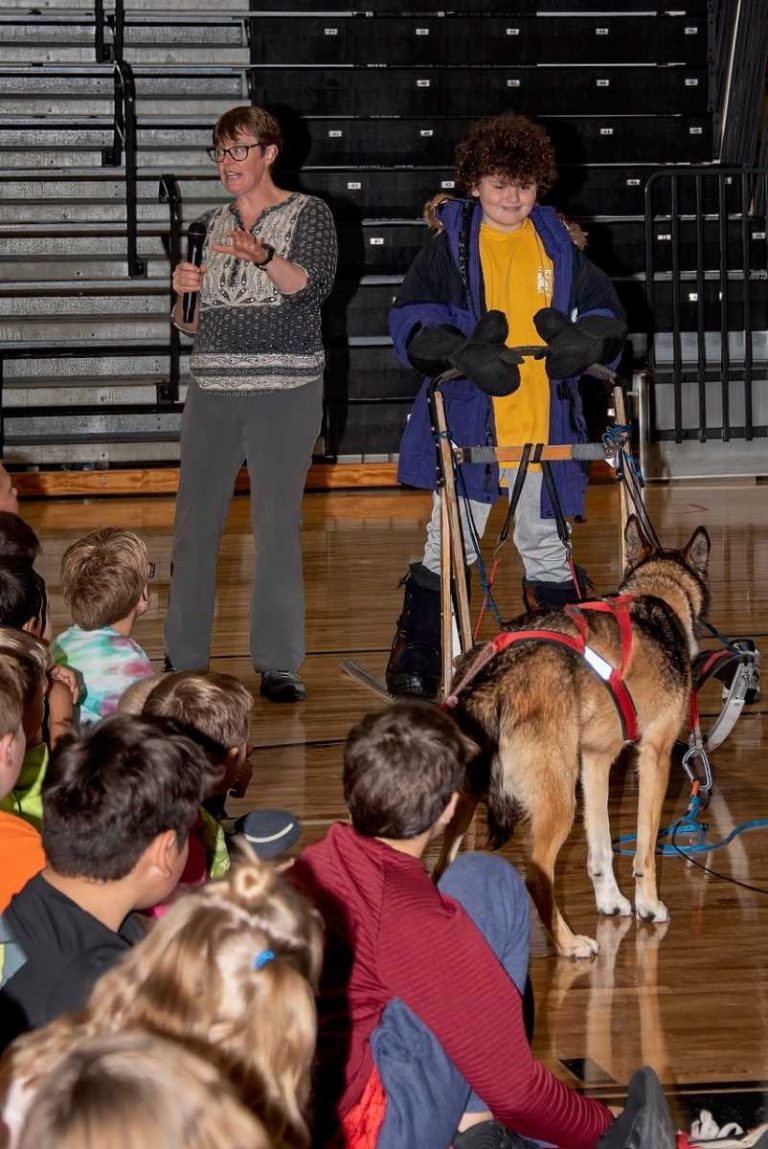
[211,228,271,265]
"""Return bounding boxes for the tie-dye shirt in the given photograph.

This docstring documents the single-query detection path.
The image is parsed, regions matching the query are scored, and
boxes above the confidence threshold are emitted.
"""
[51,625,154,726]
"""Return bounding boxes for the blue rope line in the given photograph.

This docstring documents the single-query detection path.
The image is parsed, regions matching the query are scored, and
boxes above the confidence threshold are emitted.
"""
[613,814,768,857]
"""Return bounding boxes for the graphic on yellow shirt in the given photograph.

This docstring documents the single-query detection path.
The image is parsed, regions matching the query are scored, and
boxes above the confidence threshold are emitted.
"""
[479,219,553,471]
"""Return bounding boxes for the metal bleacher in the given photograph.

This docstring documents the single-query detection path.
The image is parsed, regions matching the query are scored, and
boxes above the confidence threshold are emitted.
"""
[2,0,754,478]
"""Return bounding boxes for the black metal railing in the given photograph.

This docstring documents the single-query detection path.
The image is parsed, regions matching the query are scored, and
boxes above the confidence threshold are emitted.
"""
[158,174,183,403]
[94,0,109,62]
[111,0,126,65]
[94,0,125,62]
[644,165,768,444]
[103,60,146,278]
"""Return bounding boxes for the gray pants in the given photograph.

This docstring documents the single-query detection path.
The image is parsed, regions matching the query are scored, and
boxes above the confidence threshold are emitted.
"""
[164,378,323,673]
[423,468,571,583]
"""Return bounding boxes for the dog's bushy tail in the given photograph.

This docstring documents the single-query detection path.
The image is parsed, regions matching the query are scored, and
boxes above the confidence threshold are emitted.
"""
[486,752,520,850]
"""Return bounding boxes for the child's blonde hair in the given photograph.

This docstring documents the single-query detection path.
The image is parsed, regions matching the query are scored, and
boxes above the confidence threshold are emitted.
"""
[117,674,161,716]
[0,625,51,677]
[0,653,24,737]
[17,1031,272,1149]
[60,528,150,630]
[0,626,50,711]
[142,670,254,753]
[4,853,322,1149]
[15,1034,272,1149]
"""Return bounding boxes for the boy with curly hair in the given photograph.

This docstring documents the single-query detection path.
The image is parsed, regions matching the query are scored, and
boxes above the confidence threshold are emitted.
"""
[52,528,155,724]
[386,113,626,699]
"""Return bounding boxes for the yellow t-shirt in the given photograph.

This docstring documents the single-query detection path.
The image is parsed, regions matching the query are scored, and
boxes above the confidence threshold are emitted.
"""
[479,218,553,464]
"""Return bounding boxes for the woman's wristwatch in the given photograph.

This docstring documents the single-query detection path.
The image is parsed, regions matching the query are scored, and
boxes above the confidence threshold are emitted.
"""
[255,242,275,268]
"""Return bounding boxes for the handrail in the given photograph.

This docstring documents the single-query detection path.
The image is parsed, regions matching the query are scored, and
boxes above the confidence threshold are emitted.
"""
[111,0,125,65]
[104,60,146,279]
[94,0,110,62]
[158,174,183,403]
[95,0,124,62]
[644,163,768,444]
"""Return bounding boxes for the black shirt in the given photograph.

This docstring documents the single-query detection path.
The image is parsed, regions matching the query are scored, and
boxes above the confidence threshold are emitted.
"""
[0,873,145,1047]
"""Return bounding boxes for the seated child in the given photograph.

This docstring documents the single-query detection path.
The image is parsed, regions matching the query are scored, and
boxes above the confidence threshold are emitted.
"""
[51,528,155,725]
[0,655,44,912]
[2,853,322,1149]
[0,514,40,563]
[291,702,676,1149]
[0,714,207,1045]
[0,560,78,748]
[0,630,54,830]
[15,1032,272,1149]
[139,670,302,863]
[0,559,47,637]
[0,463,19,516]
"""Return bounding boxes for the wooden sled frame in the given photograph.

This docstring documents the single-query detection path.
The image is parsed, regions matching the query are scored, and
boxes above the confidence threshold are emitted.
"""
[342,368,632,701]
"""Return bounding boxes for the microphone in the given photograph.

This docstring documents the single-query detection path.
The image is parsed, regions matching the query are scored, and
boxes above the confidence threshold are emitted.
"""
[182,221,207,324]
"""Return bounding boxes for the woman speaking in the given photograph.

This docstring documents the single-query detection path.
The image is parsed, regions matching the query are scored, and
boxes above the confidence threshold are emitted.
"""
[165,106,338,702]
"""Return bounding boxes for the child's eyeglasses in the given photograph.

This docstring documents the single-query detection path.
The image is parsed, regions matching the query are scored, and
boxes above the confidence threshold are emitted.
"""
[148,561,156,580]
[206,143,264,163]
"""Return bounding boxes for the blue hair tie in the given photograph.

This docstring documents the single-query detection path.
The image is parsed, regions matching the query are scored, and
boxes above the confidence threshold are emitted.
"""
[253,949,275,971]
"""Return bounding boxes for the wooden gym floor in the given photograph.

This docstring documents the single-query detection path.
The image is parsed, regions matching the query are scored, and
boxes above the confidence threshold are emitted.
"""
[24,477,768,1131]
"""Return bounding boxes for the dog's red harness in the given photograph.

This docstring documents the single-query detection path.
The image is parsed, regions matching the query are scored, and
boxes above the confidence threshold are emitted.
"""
[443,595,639,744]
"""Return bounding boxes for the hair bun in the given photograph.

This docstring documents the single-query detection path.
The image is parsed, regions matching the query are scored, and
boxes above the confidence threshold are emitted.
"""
[229,856,276,909]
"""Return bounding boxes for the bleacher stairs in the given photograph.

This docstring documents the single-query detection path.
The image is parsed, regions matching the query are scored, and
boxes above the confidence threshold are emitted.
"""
[0,1,724,478]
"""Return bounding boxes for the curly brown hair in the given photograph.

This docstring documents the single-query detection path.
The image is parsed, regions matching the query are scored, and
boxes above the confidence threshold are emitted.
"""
[455,113,558,198]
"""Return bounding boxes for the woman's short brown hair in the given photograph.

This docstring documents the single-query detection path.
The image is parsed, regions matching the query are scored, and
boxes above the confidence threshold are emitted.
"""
[60,528,150,631]
[213,105,282,156]
[455,112,558,198]
[343,702,471,839]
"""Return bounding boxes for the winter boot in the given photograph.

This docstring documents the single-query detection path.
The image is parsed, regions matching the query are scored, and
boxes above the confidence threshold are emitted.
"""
[386,562,442,700]
[522,564,596,612]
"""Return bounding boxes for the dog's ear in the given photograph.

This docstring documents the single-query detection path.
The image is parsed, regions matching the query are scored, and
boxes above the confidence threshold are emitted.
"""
[682,526,710,578]
[624,515,654,566]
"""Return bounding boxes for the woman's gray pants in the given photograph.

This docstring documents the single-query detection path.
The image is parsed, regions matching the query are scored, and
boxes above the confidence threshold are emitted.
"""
[164,378,323,673]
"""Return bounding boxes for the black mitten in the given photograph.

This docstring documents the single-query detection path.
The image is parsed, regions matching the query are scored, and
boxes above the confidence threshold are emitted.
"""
[534,307,627,379]
[409,310,523,396]
[406,323,465,375]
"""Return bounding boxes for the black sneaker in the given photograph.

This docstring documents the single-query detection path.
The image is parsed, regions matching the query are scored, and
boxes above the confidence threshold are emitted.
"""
[453,1122,538,1149]
[596,1067,676,1149]
[260,670,307,703]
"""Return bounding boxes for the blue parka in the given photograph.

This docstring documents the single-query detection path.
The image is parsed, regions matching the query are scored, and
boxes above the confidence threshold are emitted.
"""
[389,198,625,517]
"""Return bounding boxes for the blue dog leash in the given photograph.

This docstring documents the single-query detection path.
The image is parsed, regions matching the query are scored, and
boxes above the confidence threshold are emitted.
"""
[613,783,768,857]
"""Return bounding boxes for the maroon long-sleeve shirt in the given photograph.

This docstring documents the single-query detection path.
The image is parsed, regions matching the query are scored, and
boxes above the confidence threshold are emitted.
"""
[291,823,612,1149]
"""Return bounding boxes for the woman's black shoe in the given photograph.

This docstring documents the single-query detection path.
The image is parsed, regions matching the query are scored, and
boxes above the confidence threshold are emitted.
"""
[260,671,307,703]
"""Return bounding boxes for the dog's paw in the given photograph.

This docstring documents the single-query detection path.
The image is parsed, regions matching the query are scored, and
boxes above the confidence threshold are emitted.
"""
[634,896,669,924]
[558,933,599,960]
[595,889,633,918]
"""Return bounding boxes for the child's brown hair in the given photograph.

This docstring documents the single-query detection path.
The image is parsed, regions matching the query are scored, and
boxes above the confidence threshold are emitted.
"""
[60,528,150,631]
[141,671,253,756]
[344,701,473,839]
[455,112,558,198]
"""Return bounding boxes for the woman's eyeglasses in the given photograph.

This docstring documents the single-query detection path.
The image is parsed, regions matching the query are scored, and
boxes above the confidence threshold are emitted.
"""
[206,143,264,163]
